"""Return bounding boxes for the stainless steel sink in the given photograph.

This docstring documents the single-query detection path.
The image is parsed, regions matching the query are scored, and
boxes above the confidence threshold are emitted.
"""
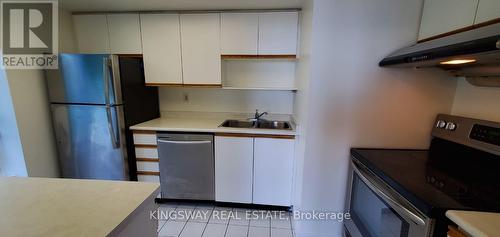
[219,119,292,130]
[256,121,292,130]
[219,120,256,128]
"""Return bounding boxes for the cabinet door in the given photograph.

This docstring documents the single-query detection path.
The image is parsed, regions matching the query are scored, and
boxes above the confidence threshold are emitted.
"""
[180,14,222,85]
[215,136,253,203]
[418,0,479,40]
[73,14,110,53]
[475,0,500,24]
[140,14,183,85]
[221,13,259,55]
[253,138,294,206]
[258,12,298,55]
[107,14,142,54]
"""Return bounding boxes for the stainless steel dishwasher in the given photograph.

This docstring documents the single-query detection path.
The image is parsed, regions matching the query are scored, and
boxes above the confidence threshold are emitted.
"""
[157,133,215,200]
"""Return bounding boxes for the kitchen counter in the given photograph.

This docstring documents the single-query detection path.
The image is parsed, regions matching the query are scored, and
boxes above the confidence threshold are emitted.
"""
[446,210,500,237]
[0,177,159,237]
[130,117,297,136]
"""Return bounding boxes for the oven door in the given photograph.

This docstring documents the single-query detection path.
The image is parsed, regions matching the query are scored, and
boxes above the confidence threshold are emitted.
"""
[344,158,433,237]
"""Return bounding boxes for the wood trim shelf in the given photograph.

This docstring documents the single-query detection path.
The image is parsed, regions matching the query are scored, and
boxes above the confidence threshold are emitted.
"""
[145,83,183,87]
[132,130,157,134]
[182,84,223,88]
[136,158,159,162]
[221,54,297,60]
[145,83,222,88]
[222,86,298,91]
[215,132,295,139]
[137,171,160,176]
[135,144,157,148]
[418,17,500,43]
[117,54,143,58]
[447,226,468,237]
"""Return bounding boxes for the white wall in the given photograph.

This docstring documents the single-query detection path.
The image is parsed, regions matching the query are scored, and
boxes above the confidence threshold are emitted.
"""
[0,7,76,177]
[292,0,314,216]
[0,68,28,177]
[451,78,500,122]
[294,0,457,236]
[6,70,60,177]
[159,88,295,114]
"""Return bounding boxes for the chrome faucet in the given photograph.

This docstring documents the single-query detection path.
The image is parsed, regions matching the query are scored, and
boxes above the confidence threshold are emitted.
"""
[254,109,268,121]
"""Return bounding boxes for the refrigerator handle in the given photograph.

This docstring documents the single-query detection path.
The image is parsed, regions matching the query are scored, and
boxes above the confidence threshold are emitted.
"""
[110,55,123,104]
[103,56,120,105]
[103,58,111,105]
[106,106,120,149]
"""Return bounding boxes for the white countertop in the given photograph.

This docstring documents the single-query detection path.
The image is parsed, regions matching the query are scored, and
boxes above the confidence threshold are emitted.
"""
[446,210,500,237]
[0,177,159,237]
[130,117,297,136]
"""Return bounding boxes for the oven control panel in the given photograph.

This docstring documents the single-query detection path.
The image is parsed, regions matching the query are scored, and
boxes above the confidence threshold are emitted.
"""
[470,124,500,146]
[432,114,500,156]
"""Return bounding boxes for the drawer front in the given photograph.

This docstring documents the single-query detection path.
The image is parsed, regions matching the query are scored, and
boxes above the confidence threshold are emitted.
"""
[133,133,157,145]
[136,161,159,172]
[137,175,160,183]
[135,147,158,158]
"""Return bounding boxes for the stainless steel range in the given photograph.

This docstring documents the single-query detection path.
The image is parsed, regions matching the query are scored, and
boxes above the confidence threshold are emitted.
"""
[345,114,500,237]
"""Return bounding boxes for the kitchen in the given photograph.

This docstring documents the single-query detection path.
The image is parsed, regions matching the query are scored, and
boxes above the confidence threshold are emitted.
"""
[0,0,499,237]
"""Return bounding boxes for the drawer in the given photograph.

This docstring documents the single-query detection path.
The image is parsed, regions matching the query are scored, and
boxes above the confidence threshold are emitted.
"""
[135,147,158,158]
[133,133,157,145]
[136,161,159,172]
[137,175,160,183]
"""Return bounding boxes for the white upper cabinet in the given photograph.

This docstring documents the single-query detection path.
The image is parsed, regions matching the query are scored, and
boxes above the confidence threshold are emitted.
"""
[107,14,142,54]
[475,0,500,24]
[221,13,259,55]
[73,14,110,53]
[258,12,298,55]
[418,0,479,40]
[253,138,294,206]
[140,14,183,85]
[215,136,254,204]
[180,13,221,85]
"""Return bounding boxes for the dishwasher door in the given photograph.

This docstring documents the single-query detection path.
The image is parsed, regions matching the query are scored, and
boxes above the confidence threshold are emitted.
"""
[157,133,215,200]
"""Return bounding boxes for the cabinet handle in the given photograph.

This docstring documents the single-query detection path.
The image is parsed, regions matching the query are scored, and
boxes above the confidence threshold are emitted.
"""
[157,140,212,145]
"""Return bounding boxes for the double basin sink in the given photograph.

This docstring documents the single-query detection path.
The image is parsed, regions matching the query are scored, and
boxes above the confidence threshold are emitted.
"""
[220,119,292,130]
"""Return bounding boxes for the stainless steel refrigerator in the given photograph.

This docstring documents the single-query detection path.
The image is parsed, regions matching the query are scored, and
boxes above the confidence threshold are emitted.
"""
[47,54,159,180]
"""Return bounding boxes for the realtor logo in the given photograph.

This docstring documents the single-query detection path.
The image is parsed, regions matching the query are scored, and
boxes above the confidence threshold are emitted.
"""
[1,1,58,69]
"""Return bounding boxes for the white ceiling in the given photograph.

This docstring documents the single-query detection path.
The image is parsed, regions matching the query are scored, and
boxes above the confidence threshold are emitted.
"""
[59,0,304,12]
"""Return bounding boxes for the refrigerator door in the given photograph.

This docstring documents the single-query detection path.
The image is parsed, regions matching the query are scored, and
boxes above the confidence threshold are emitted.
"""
[51,104,128,180]
[47,54,122,105]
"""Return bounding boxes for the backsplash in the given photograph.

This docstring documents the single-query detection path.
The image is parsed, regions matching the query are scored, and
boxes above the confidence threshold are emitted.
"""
[158,87,295,114]
[452,78,500,122]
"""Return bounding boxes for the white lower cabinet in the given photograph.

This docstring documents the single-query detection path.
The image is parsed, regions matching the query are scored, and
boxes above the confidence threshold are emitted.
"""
[253,138,294,206]
[214,135,294,206]
[136,161,159,172]
[137,175,160,183]
[215,136,254,203]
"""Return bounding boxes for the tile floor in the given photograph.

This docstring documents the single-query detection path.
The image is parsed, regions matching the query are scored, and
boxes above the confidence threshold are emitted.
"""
[156,202,294,237]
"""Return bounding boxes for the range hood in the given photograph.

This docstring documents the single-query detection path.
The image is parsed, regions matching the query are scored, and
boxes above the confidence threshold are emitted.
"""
[379,23,500,86]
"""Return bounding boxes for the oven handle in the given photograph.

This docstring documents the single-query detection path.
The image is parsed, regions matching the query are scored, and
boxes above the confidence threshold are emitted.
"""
[352,160,427,226]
